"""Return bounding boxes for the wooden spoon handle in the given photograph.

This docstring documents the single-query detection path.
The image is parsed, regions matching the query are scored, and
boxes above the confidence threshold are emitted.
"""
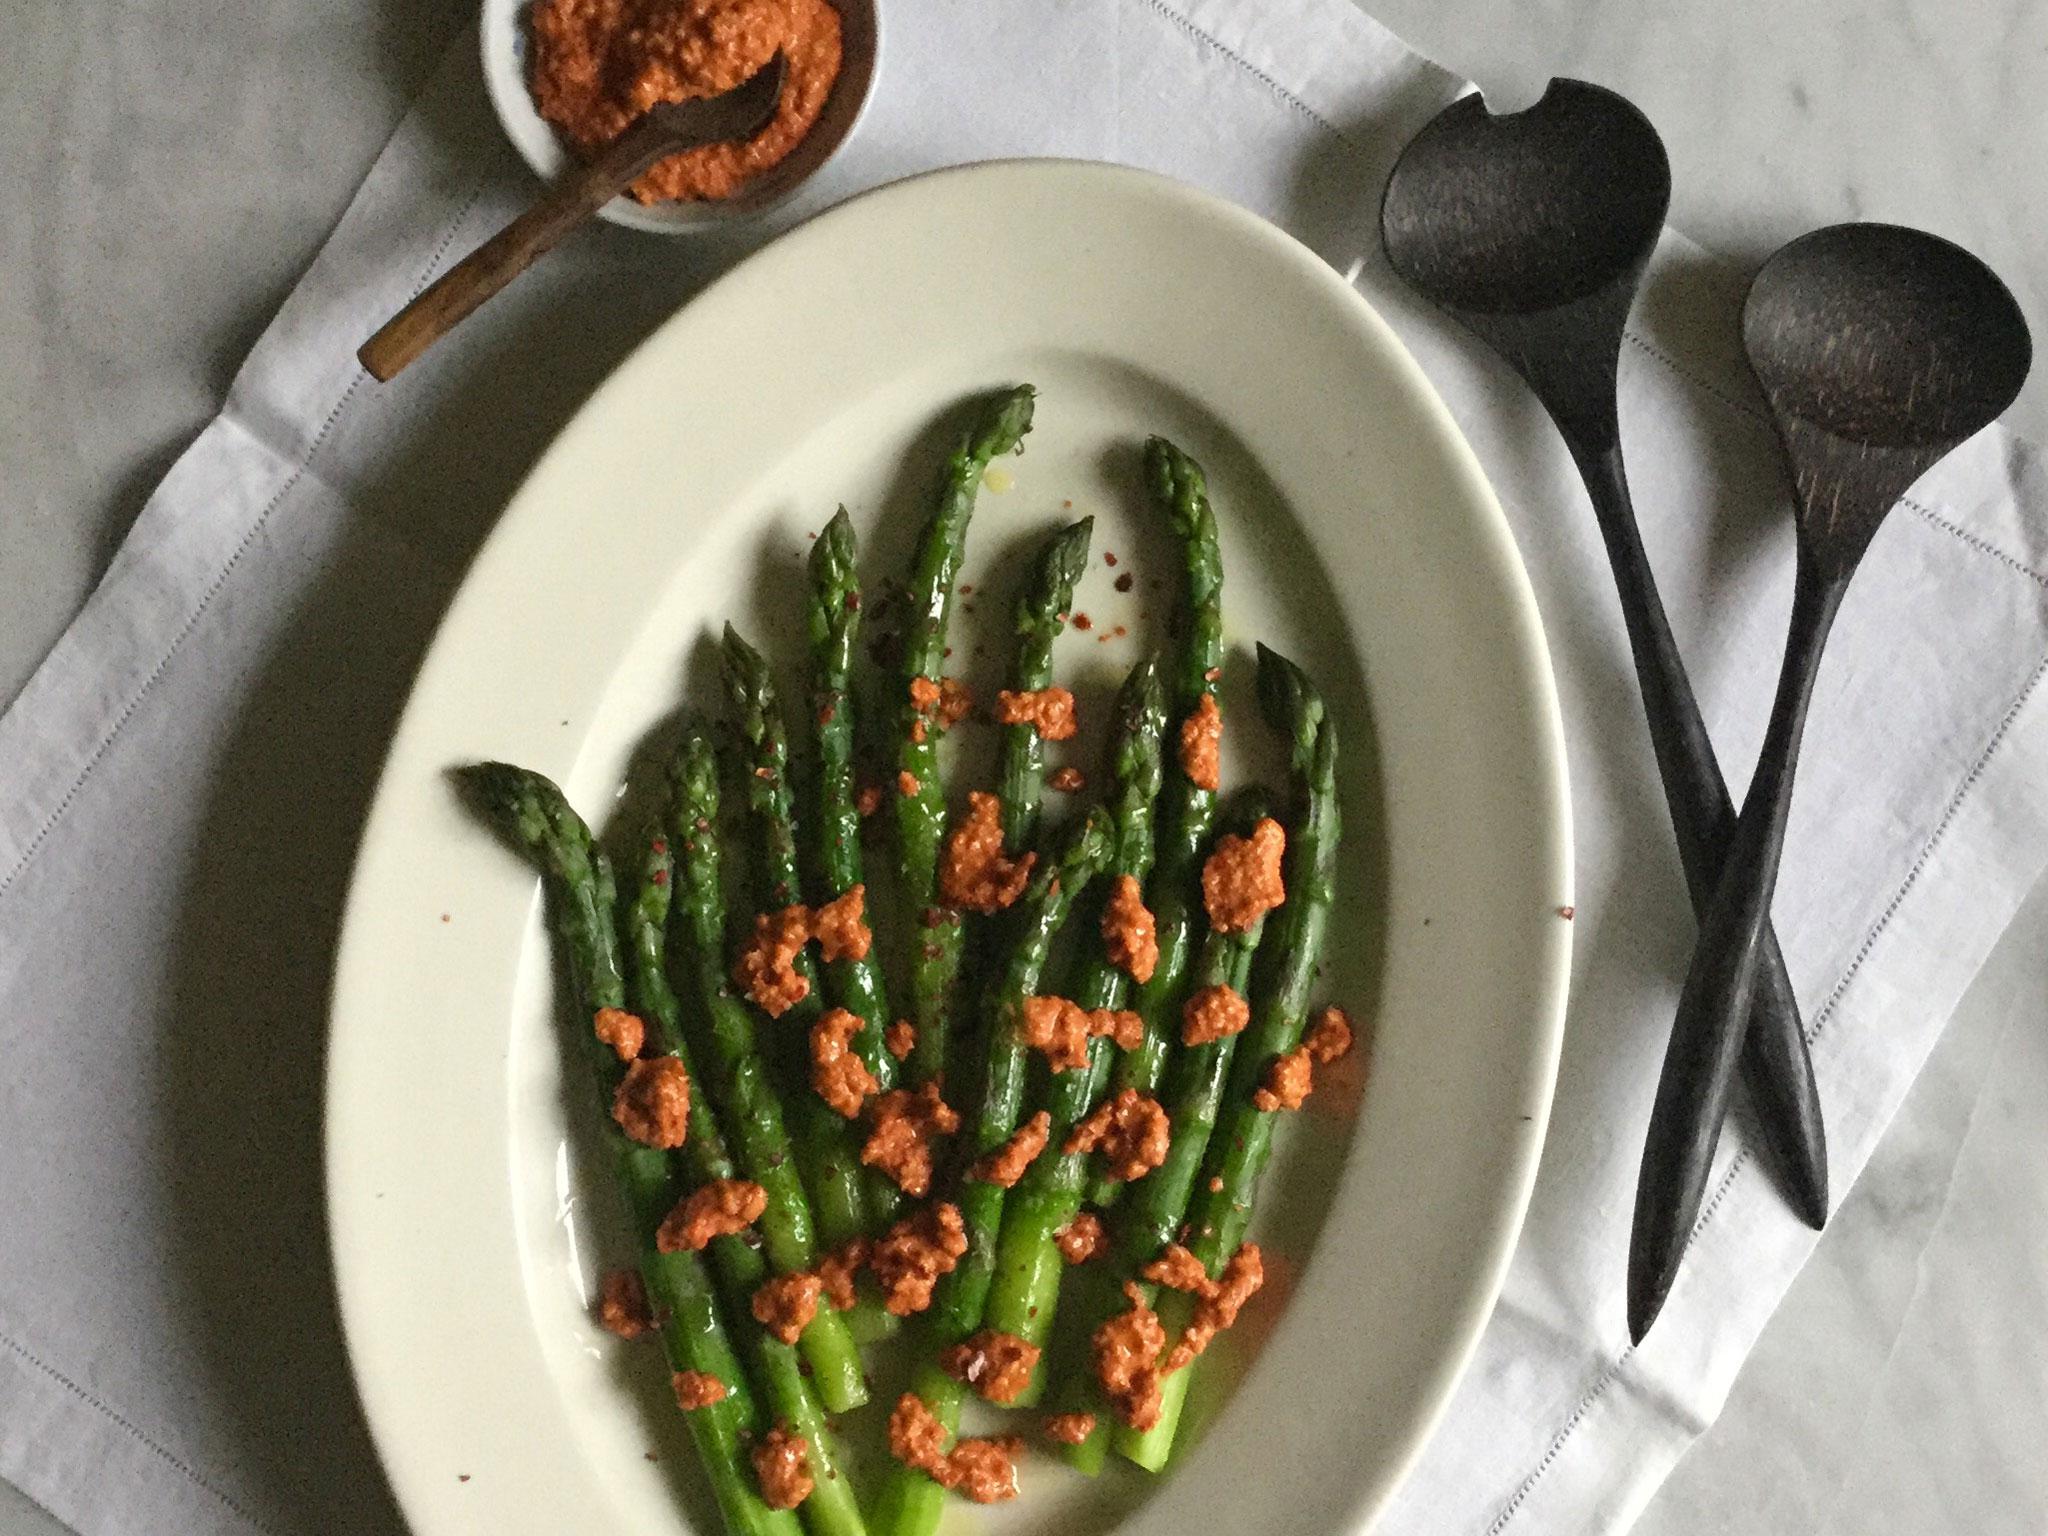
[357,112,686,383]
[1573,441,1828,1228]
[1626,566,1844,1341]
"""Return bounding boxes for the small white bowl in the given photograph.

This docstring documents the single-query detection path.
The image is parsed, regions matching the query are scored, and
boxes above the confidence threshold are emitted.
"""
[479,0,881,235]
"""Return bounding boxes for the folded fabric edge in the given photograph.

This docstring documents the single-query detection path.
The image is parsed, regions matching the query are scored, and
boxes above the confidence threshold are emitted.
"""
[0,37,485,912]
[0,1339,278,1536]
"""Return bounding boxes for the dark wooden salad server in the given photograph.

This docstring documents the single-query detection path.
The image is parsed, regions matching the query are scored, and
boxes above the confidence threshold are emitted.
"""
[358,52,786,383]
[1380,80,1829,1227]
[1628,223,2032,1339]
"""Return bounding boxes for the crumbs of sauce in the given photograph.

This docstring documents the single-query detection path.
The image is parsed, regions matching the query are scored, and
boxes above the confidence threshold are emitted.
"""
[939,1329,1042,1405]
[887,1393,1025,1502]
[861,1083,960,1197]
[810,1007,880,1118]
[733,904,812,1017]
[671,1369,730,1410]
[597,1268,654,1338]
[1063,1088,1170,1183]
[1253,1005,1356,1111]
[751,1271,823,1344]
[815,1237,869,1312]
[529,0,843,205]
[751,1425,814,1509]
[592,1007,645,1063]
[871,1202,969,1315]
[885,1018,916,1060]
[611,1056,691,1148]
[1092,1281,1168,1430]
[1202,818,1287,934]
[1101,874,1159,984]
[811,884,871,962]
[992,686,1078,741]
[1054,1211,1103,1265]
[939,792,1036,913]
[1019,995,1142,1074]
[657,1177,767,1252]
[1044,1411,1096,1445]
[970,1110,1051,1189]
[1178,693,1223,791]
[1181,983,1250,1046]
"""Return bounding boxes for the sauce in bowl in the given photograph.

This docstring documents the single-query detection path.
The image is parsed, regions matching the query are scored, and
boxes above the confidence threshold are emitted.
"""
[530,0,844,203]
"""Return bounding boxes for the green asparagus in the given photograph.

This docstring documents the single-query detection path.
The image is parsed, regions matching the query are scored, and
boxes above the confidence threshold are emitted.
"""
[455,762,799,1536]
[722,625,870,1248]
[869,808,1113,1536]
[1052,790,1273,1472]
[894,386,1037,1089]
[1124,646,1338,1470]
[996,518,1093,852]
[1093,438,1225,1202]
[667,719,870,1414]
[626,829,869,1536]
[981,656,1169,1403]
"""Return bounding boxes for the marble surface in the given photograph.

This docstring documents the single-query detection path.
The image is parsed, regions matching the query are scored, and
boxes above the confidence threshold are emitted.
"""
[1,1,2043,1532]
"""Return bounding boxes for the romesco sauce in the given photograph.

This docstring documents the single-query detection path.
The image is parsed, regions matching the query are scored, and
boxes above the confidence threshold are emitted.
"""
[529,0,843,203]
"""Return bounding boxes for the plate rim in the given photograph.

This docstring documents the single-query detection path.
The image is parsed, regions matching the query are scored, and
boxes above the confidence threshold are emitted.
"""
[325,156,1573,1534]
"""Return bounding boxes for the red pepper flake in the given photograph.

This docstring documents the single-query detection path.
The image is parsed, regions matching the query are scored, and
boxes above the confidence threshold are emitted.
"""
[1104,551,1119,567]
[1072,612,1094,632]
[1558,905,1576,920]
[898,771,920,797]
[857,783,883,817]
[1047,765,1086,794]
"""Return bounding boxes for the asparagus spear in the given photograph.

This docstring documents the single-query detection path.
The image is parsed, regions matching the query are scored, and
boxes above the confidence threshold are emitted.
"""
[870,809,1113,1536]
[455,763,799,1536]
[626,830,869,1536]
[1049,790,1273,1472]
[805,511,901,1150]
[1091,438,1224,1202]
[1124,646,1338,1470]
[980,657,1168,1401]
[894,386,1036,1089]
[668,719,871,1414]
[722,625,870,1248]
[996,518,1093,852]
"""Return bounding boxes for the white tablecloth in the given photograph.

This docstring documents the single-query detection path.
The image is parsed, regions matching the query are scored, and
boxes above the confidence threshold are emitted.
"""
[3,2,2045,1533]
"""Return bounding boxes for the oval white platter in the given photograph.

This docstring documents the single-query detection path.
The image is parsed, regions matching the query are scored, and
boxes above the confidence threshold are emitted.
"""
[326,159,1572,1536]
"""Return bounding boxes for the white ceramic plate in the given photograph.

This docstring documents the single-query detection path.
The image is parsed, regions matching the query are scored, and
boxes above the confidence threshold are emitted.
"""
[326,160,1572,1536]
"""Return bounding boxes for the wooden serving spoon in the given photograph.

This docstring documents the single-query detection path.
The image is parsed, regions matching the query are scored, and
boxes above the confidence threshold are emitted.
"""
[1628,223,2033,1341]
[1380,80,1829,1226]
[357,52,787,382]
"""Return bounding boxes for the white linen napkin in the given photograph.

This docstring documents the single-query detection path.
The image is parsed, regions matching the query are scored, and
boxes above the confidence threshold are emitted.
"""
[4,3,2046,1533]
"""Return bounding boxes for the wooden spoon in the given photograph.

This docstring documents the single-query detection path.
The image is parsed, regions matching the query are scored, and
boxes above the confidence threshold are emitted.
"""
[357,53,786,382]
[1380,81,1830,1226]
[1628,223,2032,1340]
